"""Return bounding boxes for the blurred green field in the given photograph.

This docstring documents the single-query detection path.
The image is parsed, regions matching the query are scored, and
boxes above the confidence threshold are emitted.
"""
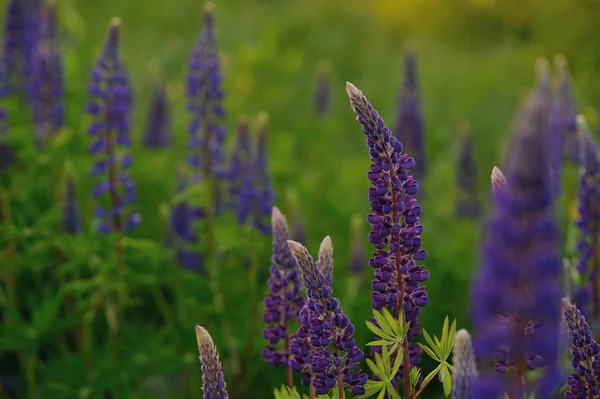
[1,0,598,397]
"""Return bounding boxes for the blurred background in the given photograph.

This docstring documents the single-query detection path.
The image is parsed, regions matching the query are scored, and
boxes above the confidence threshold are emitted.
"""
[0,0,598,397]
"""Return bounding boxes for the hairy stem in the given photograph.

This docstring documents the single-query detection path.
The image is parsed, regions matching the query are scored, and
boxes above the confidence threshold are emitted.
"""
[310,384,316,399]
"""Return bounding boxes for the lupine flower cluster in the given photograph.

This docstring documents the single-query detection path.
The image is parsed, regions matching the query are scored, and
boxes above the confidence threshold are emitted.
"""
[347,81,429,376]
[143,82,171,148]
[562,298,600,399]
[195,324,229,399]
[454,125,481,219]
[87,19,140,234]
[262,207,304,367]
[28,0,64,145]
[452,329,478,399]
[394,47,425,179]
[472,92,563,399]
[287,239,367,396]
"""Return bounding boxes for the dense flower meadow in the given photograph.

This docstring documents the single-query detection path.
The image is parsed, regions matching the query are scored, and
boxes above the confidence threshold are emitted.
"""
[2,1,600,398]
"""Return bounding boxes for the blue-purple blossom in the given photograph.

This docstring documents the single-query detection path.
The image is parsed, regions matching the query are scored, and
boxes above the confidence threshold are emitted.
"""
[186,2,226,180]
[455,126,481,219]
[142,82,171,148]
[288,239,367,396]
[346,81,429,376]
[62,177,81,235]
[314,60,330,116]
[452,329,478,399]
[562,298,600,399]
[86,18,140,234]
[252,114,275,234]
[195,324,229,399]
[261,207,304,367]
[573,116,600,322]
[228,117,255,225]
[472,92,563,399]
[394,47,425,179]
[28,0,64,145]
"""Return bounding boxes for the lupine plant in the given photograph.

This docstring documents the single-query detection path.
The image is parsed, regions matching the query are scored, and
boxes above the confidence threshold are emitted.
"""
[454,125,481,219]
[143,81,171,148]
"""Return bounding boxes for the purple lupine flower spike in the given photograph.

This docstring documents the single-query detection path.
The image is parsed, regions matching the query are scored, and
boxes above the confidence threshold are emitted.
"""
[562,298,600,399]
[142,81,171,148]
[472,92,563,399]
[262,207,304,370]
[62,177,81,235]
[455,124,481,219]
[314,59,330,116]
[228,116,255,225]
[186,1,226,180]
[573,115,600,321]
[346,81,429,378]
[288,240,367,396]
[394,47,425,179]
[195,324,229,399]
[87,18,140,234]
[28,0,64,145]
[253,113,275,234]
[452,329,478,399]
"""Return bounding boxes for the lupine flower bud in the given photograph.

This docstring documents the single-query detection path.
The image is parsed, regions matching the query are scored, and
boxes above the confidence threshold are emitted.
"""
[472,92,563,399]
[455,125,481,219]
[87,18,140,234]
[28,0,64,145]
[142,81,171,148]
[562,298,600,398]
[347,81,428,377]
[195,324,229,399]
[262,207,304,366]
[287,240,367,396]
[348,214,365,275]
[62,177,81,235]
[394,47,425,179]
[314,59,330,116]
[187,2,226,180]
[490,166,507,198]
[452,329,478,399]
[318,236,333,285]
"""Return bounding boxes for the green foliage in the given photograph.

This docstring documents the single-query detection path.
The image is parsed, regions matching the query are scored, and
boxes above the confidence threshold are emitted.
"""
[274,385,339,399]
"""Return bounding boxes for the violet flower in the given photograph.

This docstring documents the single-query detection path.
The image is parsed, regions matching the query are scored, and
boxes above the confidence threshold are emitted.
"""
[186,2,226,180]
[452,329,478,399]
[195,324,229,399]
[142,81,171,148]
[87,18,140,234]
[288,239,367,396]
[62,177,81,235]
[262,207,304,368]
[394,47,425,179]
[455,126,481,219]
[562,298,600,399]
[28,0,64,145]
[227,116,255,225]
[346,81,429,377]
[472,92,563,399]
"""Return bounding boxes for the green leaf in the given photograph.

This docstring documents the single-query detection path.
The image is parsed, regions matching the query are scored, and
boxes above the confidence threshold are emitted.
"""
[382,307,400,335]
[355,380,385,399]
[422,329,438,355]
[367,339,395,347]
[418,342,440,362]
[391,345,404,377]
[386,382,401,399]
[366,320,393,340]
[366,358,385,380]
[420,364,442,389]
[441,364,453,397]
[373,310,394,337]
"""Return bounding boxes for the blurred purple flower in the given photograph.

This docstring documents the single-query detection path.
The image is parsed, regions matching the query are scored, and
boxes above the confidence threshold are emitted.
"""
[228,117,255,225]
[252,114,275,234]
[394,47,425,179]
[490,166,507,198]
[86,19,140,234]
[143,81,171,148]
[472,92,563,399]
[28,0,64,145]
[455,125,481,219]
[554,56,579,165]
[452,329,478,399]
[62,177,81,235]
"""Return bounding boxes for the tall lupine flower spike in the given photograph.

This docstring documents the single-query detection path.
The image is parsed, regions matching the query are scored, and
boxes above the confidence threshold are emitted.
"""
[28,0,64,145]
[349,214,366,276]
[452,329,478,399]
[454,124,481,219]
[314,59,331,116]
[562,298,600,399]
[62,177,81,235]
[394,46,425,179]
[252,112,275,234]
[346,81,429,383]
[227,116,255,225]
[262,207,304,388]
[142,81,171,148]
[87,18,140,234]
[490,166,507,198]
[573,115,600,321]
[287,240,367,396]
[195,324,229,399]
[472,92,563,399]
[186,1,226,180]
